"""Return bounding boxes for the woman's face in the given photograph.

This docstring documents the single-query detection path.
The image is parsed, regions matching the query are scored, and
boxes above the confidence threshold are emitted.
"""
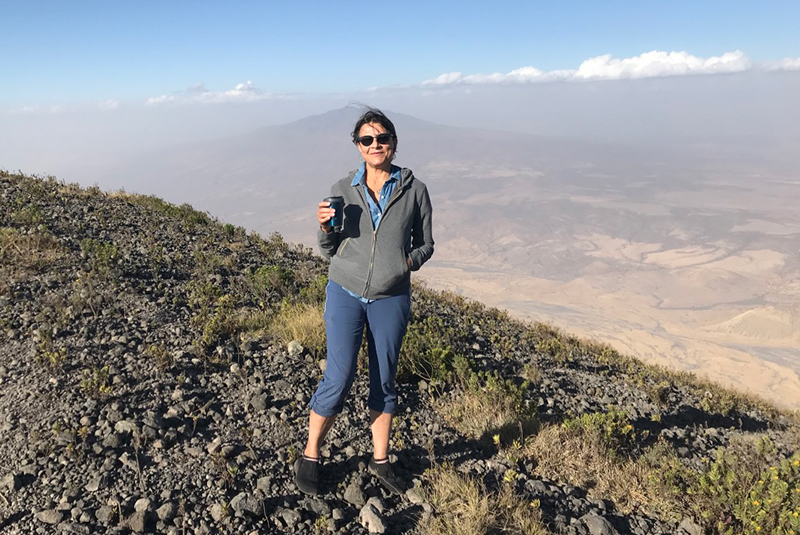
[356,122,394,169]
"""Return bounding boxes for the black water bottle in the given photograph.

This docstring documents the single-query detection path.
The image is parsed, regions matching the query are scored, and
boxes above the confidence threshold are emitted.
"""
[323,196,344,232]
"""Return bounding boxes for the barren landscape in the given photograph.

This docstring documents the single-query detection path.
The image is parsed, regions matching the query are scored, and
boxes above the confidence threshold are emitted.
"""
[93,106,800,409]
[414,157,800,409]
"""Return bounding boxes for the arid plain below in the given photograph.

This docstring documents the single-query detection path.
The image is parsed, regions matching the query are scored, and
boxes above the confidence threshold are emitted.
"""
[416,161,800,408]
[89,105,800,409]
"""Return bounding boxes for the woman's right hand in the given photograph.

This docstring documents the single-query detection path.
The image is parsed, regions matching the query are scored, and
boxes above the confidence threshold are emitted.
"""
[318,201,336,233]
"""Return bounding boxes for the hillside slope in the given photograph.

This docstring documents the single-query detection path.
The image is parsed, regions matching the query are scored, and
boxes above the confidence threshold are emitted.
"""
[1,171,798,535]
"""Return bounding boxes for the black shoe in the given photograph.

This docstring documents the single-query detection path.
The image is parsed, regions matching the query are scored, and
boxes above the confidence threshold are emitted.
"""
[294,456,319,495]
[368,457,404,495]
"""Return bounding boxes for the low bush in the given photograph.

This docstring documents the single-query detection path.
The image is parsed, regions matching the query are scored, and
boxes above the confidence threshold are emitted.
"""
[521,362,542,385]
[686,437,800,535]
[296,274,328,306]
[80,238,120,277]
[147,344,174,373]
[736,451,800,535]
[196,294,236,350]
[187,278,237,351]
[36,342,68,370]
[192,247,224,278]
[259,231,289,258]
[519,414,800,532]
[247,264,295,307]
[11,203,44,227]
[80,366,112,399]
[562,407,637,455]
[536,336,574,364]
[398,315,457,384]
[440,355,532,441]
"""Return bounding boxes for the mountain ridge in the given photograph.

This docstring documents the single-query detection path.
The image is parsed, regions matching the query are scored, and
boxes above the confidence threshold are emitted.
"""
[1,170,799,534]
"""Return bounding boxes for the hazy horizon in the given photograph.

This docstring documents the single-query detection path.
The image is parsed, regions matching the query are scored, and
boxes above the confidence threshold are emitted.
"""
[3,69,800,185]
[3,77,799,407]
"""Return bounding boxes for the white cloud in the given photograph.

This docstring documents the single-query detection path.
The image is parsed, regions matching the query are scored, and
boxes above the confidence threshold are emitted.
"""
[423,50,762,86]
[145,81,286,105]
[575,50,749,79]
[98,100,120,110]
[424,72,467,85]
[423,68,562,85]
[763,57,800,71]
[145,95,176,105]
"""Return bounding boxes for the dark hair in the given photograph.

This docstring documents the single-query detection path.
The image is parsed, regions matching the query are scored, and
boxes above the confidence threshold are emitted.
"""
[351,108,398,151]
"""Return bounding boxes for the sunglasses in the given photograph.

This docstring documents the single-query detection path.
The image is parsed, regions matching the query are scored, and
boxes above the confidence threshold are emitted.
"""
[355,133,393,147]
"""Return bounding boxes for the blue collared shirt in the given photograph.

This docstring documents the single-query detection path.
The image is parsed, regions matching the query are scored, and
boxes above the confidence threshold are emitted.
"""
[351,162,402,229]
[343,163,402,302]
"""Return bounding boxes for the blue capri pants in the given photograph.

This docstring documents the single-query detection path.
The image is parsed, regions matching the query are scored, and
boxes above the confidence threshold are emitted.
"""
[309,281,411,417]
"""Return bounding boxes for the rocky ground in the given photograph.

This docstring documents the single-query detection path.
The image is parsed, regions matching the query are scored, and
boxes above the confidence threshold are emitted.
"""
[1,172,798,535]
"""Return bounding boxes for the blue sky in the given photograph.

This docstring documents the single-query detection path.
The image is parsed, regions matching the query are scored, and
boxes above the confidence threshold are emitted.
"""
[2,0,800,107]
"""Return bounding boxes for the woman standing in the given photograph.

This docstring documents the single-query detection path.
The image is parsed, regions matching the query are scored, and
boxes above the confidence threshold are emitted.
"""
[295,108,434,496]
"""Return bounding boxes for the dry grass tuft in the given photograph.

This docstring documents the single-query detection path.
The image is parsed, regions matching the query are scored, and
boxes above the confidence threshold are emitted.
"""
[269,302,326,358]
[439,360,532,441]
[524,424,643,511]
[521,362,542,385]
[420,464,551,535]
[236,309,272,336]
[519,423,684,518]
[0,227,63,273]
[421,466,491,535]
[441,387,525,441]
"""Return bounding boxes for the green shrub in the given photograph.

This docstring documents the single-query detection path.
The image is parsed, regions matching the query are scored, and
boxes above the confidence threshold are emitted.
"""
[297,274,328,306]
[147,344,174,373]
[187,279,239,351]
[247,265,295,307]
[139,233,169,277]
[187,279,221,311]
[192,248,224,277]
[441,356,532,440]
[80,238,120,276]
[196,294,236,350]
[126,194,210,229]
[688,437,800,534]
[699,387,740,417]
[11,203,44,227]
[36,342,67,370]
[737,453,800,534]
[643,380,672,406]
[521,362,542,384]
[537,336,572,363]
[398,316,456,384]
[258,232,288,257]
[562,407,636,455]
[80,366,112,399]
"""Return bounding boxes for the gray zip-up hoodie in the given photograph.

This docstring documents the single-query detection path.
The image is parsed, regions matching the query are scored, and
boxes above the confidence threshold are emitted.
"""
[318,167,434,300]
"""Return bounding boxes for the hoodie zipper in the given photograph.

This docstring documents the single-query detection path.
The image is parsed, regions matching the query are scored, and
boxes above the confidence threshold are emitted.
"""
[362,181,406,298]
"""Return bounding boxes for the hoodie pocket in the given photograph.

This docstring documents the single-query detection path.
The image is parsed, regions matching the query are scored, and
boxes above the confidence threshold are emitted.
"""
[375,247,411,291]
[336,237,351,258]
